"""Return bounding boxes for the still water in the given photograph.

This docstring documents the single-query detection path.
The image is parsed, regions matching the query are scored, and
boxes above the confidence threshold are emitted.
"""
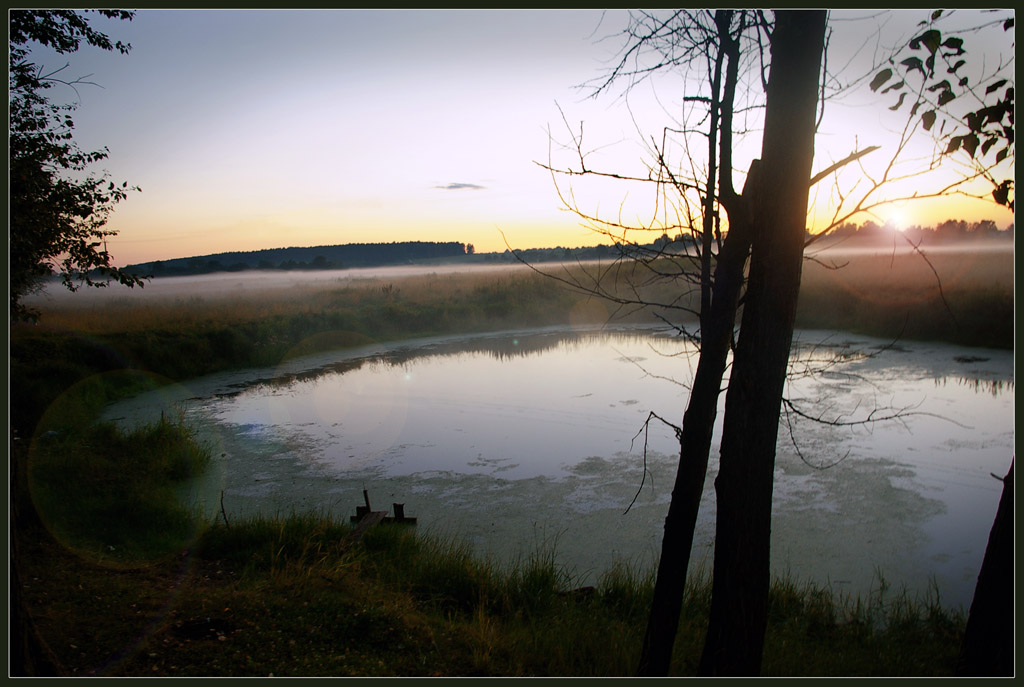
[104,326,1013,610]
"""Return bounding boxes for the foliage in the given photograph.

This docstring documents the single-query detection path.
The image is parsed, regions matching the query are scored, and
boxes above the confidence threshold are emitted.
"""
[9,10,144,321]
[871,10,1014,210]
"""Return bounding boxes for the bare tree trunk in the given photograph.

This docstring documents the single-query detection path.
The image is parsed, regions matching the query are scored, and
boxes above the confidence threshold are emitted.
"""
[636,179,754,675]
[698,10,826,676]
[958,459,1014,676]
[636,12,756,675]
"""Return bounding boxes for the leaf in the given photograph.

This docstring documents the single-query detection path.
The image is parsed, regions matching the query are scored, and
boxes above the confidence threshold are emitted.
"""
[948,59,966,74]
[941,36,964,54]
[870,68,893,92]
[992,179,1012,207]
[995,148,1008,163]
[981,137,996,156]
[981,104,1008,126]
[921,109,936,130]
[932,9,943,20]
[986,79,1008,95]
[889,93,907,111]
[961,133,979,158]
[958,77,969,88]
[881,80,905,94]
[910,29,942,54]
[1004,18,1014,31]
[937,89,956,106]
[900,56,925,75]
[927,79,951,93]
[911,101,922,116]
[945,136,962,154]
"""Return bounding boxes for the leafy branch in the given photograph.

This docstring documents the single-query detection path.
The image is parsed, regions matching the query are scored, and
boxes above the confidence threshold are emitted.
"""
[869,10,1014,209]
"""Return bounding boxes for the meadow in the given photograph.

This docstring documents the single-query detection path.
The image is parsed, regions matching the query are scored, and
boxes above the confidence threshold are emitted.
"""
[10,247,1012,676]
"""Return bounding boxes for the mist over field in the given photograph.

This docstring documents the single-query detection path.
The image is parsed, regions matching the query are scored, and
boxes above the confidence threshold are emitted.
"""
[23,263,533,306]
[24,241,1012,310]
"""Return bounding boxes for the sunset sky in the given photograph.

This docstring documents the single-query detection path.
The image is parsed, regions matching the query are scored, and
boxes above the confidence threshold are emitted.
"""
[25,9,1015,266]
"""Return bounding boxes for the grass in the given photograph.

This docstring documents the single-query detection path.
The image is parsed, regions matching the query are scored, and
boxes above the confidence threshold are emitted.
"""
[11,251,1006,676]
[16,507,967,677]
[797,248,1014,348]
[25,377,213,564]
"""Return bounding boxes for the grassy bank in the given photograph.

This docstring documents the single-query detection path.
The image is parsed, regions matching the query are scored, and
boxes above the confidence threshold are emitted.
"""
[18,505,964,676]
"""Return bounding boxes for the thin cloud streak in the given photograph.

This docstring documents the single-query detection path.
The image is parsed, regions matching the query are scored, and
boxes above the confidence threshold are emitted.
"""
[434,182,487,191]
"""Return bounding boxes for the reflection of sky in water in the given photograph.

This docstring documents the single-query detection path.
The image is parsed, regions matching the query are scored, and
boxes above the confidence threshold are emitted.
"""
[105,327,1012,609]
[210,331,692,479]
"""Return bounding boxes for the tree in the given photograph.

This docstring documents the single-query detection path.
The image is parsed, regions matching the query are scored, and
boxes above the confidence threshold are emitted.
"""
[535,8,998,676]
[9,9,144,322]
[632,11,761,675]
[698,11,826,673]
[958,459,1013,676]
[870,11,1014,211]
[538,10,834,674]
[9,10,138,675]
[874,16,1015,673]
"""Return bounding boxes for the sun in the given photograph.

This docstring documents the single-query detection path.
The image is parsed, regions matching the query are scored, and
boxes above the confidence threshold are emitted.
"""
[886,210,909,232]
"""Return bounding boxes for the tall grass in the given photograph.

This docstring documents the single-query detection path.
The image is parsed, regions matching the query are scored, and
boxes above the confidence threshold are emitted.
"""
[797,249,1013,348]
[27,400,212,563]
[175,513,965,676]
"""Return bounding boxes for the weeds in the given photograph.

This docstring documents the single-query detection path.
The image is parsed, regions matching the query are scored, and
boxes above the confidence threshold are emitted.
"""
[28,413,211,563]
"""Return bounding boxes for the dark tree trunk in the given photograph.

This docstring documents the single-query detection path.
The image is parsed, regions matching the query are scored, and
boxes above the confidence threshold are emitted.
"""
[698,10,826,676]
[958,459,1014,676]
[636,171,754,676]
[636,12,757,675]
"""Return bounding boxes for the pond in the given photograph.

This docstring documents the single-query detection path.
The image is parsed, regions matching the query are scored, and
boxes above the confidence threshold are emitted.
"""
[104,325,1014,610]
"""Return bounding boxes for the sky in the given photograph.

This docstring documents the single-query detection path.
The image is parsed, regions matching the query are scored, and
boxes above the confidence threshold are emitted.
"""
[21,9,1015,266]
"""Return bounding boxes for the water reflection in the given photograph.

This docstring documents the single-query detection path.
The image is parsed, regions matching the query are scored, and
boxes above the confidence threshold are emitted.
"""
[933,376,1014,398]
[232,328,674,396]
[104,326,1013,610]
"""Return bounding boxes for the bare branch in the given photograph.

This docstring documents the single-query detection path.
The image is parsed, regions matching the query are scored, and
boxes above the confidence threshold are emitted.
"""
[625,410,682,514]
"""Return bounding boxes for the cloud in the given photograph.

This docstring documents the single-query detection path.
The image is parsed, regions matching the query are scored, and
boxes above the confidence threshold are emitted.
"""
[434,182,486,191]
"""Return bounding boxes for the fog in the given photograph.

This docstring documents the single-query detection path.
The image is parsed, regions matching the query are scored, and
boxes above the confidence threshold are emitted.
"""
[22,241,1011,309]
[23,262,535,306]
[806,239,1013,258]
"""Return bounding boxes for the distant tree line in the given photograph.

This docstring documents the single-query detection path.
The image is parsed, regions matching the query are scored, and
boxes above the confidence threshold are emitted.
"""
[125,241,470,277]
[820,218,1013,244]
[486,233,699,264]
[121,220,1010,280]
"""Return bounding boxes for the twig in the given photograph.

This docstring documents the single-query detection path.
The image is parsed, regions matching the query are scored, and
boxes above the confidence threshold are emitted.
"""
[624,411,682,514]
[220,490,230,528]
